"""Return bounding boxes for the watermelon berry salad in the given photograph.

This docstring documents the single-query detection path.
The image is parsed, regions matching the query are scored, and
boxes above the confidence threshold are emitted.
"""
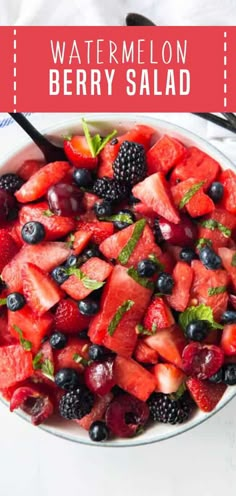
[0,118,236,443]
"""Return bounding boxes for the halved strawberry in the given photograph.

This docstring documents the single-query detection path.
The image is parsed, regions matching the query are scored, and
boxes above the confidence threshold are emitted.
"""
[186,377,226,412]
[54,298,91,334]
[145,326,187,369]
[221,324,236,355]
[15,161,71,203]
[113,355,156,401]
[0,344,33,388]
[61,257,113,300]
[76,393,113,430]
[54,337,90,373]
[64,136,98,170]
[167,262,193,312]
[2,242,71,292]
[147,135,187,175]
[218,247,236,291]
[18,159,45,181]
[132,172,180,224]
[19,202,76,241]
[171,178,214,217]
[144,297,175,331]
[152,363,186,394]
[68,230,92,255]
[22,263,63,316]
[76,220,114,245]
[133,340,159,365]
[198,209,236,251]
[8,305,53,353]
[170,147,220,190]
[0,229,19,272]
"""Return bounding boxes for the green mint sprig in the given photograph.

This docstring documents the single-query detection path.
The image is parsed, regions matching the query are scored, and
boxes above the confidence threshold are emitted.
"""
[82,118,117,158]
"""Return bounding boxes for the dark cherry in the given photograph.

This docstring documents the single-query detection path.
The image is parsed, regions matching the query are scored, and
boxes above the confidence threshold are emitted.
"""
[158,215,197,247]
[0,189,17,222]
[182,343,224,380]
[47,182,84,216]
[84,360,115,396]
[105,394,149,438]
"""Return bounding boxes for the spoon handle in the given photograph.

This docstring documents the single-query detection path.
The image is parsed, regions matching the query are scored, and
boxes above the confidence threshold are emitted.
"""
[126,13,156,26]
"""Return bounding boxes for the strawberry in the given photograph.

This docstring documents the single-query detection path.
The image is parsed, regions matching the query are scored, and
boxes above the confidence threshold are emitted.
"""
[76,220,114,245]
[145,326,187,369]
[186,377,226,412]
[15,161,71,203]
[113,355,156,401]
[68,230,92,255]
[61,257,113,300]
[76,393,113,430]
[221,324,236,355]
[144,297,175,331]
[147,135,187,175]
[198,209,236,251]
[19,202,76,241]
[171,178,214,218]
[218,247,236,291]
[18,159,45,181]
[132,172,180,224]
[167,262,193,312]
[54,337,90,372]
[8,305,53,353]
[54,298,91,334]
[2,242,71,292]
[152,363,186,394]
[64,136,98,170]
[170,147,220,190]
[22,263,63,316]
[0,344,33,388]
[0,229,19,272]
[133,340,159,365]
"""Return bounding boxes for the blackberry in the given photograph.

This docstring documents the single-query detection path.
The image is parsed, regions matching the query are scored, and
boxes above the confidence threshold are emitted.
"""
[148,393,190,425]
[93,177,128,202]
[153,219,164,245]
[59,386,94,420]
[0,173,24,194]
[113,141,146,186]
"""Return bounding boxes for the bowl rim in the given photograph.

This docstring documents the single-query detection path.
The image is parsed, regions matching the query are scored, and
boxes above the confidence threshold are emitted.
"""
[1,112,236,447]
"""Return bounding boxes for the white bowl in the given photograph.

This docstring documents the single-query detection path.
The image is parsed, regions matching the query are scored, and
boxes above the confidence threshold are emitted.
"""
[1,113,236,447]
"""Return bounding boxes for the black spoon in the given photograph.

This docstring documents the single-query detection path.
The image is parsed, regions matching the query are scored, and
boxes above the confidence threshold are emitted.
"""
[126,13,156,26]
[9,113,67,162]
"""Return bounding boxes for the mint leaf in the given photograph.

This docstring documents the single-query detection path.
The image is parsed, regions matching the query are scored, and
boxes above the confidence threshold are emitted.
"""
[179,304,223,331]
[148,253,165,271]
[82,118,117,158]
[108,300,134,336]
[13,325,32,351]
[0,298,7,306]
[32,352,43,370]
[118,219,146,265]
[66,267,105,291]
[136,324,156,336]
[43,209,54,217]
[208,285,227,296]
[127,267,154,290]
[41,359,54,381]
[179,181,205,209]
[231,253,236,267]
[73,353,90,367]
[101,213,134,225]
[196,238,212,250]
[201,219,231,238]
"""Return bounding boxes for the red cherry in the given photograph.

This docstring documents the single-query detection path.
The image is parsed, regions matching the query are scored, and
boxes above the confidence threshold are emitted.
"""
[0,189,17,222]
[158,215,197,247]
[182,343,224,380]
[10,385,54,425]
[105,394,149,438]
[84,360,115,396]
[47,182,84,216]
[229,294,236,310]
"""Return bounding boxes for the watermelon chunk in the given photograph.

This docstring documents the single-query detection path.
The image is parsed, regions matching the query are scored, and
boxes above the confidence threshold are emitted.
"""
[198,209,236,251]
[113,355,156,401]
[170,147,220,190]
[167,262,193,312]
[8,305,53,353]
[0,344,33,388]
[147,135,187,175]
[54,337,90,373]
[76,393,113,430]
[171,178,214,217]
[218,247,236,291]
[61,257,113,300]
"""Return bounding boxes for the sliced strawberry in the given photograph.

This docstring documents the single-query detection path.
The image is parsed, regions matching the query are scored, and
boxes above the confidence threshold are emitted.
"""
[171,178,214,218]
[152,363,186,394]
[167,262,193,312]
[0,229,19,272]
[68,230,92,255]
[64,136,98,170]
[133,340,159,365]
[113,355,156,401]
[61,257,113,300]
[186,377,226,412]
[198,209,236,251]
[22,263,63,316]
[18,159,45,181]
[218,247,236,292]
[54,337,90,373]
[221,324,236,355]
[132,172,180,224]
[144,297,175,331]
[15,161,71,203]
[76,393,113,430]
[76,220,114,245]
[170,147,220,190]
[8,305,53,353]
[145,326,187,369]
[0,344,33,388]
[19,202,76,241]
[2,242,71,292]
[147,135,187,175]
[54,298,91,334]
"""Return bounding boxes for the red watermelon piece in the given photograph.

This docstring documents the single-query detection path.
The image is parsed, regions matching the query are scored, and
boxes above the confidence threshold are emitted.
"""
[0,344,33,388]
[61,257,113,300]
[113,355,156,401]
[167,262,193,312]
[147,135,187,175]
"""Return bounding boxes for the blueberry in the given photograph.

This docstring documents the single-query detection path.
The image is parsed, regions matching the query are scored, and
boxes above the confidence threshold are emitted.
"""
[113,209,135,230]
[73,168,93,188]
[209,368,224,383]
[94,201,113,219]
[21,221,45,244]
[88,344,113,362]
[199,246,222,270]
[49,332,68,350]
[223,363,236,385]
[221,310,236,324]
[55,368,80,390]
[89,421,109,442]
[137,259,157,277]
[110,138,118,145]
[208,182,224,203]
[83,245,101,260]
[77,329,89,339]
[6,292,26,311]
[65,255,78,268]
[179,247,197,264]
[156,272,174,295]
[78,298,99,316]
[185,319,210,342]
[51,266,69,285]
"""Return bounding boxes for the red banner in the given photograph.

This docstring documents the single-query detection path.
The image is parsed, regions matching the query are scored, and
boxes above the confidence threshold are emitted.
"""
[0,26,235,112]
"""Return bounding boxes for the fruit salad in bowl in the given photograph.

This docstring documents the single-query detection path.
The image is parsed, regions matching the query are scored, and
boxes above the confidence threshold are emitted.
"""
[0,114,236,446]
